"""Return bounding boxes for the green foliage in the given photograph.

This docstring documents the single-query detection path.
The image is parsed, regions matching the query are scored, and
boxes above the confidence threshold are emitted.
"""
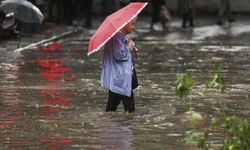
[184,130,209,149]
[205,74,227,93]
[175,71,194,99]
[184,132,204,148]
[198,92,205,97]
[191,112,203,125]
[210,118,221,127]
[214,62,223,72]
[175,63,250,150]
[221,116,250,150]
[205,68,227,93]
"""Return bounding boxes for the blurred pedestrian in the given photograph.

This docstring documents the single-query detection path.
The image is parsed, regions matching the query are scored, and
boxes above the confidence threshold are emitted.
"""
[83,0,93,28]
[48,0,62,24]
[159,5,171,31]
[101,0,115,15]
[63,0,74,25]
[0,9,19,39]
[101,17,138,113]
[178,0,195,28]
[216,0,235,26]
[73,0,93,28]
[150,0,170,32]
[35,0,44,14]
[0,9,5,24]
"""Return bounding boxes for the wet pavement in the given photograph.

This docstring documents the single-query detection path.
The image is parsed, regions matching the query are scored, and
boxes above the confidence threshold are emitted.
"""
[1,14,250,149]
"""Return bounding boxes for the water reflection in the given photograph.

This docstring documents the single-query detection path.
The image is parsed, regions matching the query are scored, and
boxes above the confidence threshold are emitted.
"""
[32,45,76,149]
[38,139,74,150]
[0,63,19,84]
[37,89,73,117]
[93,114,134,149]
[34,58,72,82]
[0,47,77,149]
[30,54,76,116]
[42,42,61,51]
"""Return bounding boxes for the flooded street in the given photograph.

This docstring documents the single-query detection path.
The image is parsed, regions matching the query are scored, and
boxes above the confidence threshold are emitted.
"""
[1,15,250,149]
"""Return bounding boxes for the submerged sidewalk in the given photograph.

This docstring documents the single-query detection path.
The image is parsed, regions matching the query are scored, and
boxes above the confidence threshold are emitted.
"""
[0,21,85,52]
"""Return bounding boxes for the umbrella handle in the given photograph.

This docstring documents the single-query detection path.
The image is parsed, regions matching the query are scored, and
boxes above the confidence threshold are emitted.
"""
[125,37,138,60]
[133,47,138,52]
[133,47,138,60]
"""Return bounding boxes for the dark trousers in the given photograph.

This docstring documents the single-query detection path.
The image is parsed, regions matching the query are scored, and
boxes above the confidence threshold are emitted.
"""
[106,90,135,113]
[217,0,233,22]
[181,9,194,27]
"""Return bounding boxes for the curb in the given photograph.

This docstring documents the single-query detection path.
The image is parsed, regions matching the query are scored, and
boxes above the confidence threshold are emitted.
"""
[14,27,84,53]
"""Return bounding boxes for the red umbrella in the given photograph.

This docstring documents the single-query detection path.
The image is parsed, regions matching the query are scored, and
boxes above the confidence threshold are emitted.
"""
[87,2,148,56]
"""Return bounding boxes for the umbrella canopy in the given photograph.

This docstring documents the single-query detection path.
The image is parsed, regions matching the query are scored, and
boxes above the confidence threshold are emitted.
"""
[1,13,16,28]
[88,2,148,56]
[0,0,44,23]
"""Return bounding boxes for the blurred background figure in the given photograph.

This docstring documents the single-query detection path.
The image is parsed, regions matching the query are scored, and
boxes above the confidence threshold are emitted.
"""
[150,0,170,32]
[178,0,195,28]
[0,9,4,24]
[216,0,235,26]
[48,0,62,24]
[72,0,93,28]
[101,0,115,15]
[35,0,44,14]
[159,4,171,31]
[63,0,74,25]
[0,9,19,39]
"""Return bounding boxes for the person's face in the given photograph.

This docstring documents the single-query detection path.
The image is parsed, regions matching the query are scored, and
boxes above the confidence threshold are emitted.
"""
[124,17,137,35]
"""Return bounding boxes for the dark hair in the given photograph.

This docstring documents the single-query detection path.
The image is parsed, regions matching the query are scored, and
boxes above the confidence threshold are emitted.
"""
[0,9,5,20]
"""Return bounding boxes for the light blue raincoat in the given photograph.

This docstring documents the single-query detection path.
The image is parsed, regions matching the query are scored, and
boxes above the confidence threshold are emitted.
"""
[101,31,133,97]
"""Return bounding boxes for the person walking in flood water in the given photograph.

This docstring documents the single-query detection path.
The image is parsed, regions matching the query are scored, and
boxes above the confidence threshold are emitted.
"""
[178,0,195,28]
[101,17,138,113]
[216,0,235,26]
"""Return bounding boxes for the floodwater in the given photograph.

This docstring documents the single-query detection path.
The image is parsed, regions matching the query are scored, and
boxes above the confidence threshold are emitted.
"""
[1,16,250,150]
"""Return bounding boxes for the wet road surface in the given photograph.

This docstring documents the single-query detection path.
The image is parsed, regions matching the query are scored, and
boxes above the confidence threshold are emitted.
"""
[0,15,250,149]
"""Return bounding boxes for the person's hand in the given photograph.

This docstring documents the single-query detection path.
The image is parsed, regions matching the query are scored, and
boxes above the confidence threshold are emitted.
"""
[127,39,135,51]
